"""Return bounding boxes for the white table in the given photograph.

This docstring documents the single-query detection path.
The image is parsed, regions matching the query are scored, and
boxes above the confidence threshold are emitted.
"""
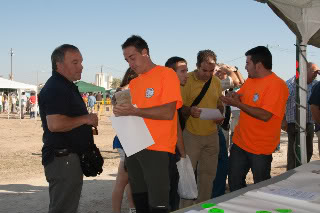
[174,160,320,213]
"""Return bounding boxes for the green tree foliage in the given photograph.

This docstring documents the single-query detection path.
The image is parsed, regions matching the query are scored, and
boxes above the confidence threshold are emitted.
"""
[111,78,121,89]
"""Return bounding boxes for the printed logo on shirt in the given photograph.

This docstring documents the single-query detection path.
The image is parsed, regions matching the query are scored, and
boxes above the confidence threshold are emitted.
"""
[253,93,259,102]
[145,88,154,98]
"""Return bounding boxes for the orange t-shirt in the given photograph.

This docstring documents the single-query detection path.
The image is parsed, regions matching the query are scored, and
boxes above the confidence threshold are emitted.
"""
[129,66,183,153]
[233,72,289,155]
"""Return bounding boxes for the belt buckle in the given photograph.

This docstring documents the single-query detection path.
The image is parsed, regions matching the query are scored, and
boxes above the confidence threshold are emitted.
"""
[54,148,69,157]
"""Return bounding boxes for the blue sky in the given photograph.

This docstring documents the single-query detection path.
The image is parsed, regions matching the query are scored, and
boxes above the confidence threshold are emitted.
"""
[1,0,320,85]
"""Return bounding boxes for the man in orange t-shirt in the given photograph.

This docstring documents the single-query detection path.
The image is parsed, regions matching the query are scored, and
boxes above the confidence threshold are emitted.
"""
[113,35,182,213]
[221,46,289,192]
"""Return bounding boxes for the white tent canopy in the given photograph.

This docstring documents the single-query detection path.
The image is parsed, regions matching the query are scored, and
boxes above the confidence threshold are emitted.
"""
[257,0,320,164]
[0,77,38,119]
[0,77,37,90]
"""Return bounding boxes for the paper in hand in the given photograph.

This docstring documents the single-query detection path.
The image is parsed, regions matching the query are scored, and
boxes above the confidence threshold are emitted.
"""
[110,114,155,157]
[199,108,224,120]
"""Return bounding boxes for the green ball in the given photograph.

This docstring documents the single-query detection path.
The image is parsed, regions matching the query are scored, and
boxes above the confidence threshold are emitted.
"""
[201,203,216,209]
[275,209,293,213]
[208,208,224,213]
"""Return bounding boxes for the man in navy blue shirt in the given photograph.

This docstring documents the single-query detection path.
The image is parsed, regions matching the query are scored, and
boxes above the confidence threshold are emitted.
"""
[309,80,320,158]
[39,44,98,213]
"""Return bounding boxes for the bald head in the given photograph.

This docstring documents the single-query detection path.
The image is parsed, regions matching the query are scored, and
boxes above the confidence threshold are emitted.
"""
[307,62,319,84]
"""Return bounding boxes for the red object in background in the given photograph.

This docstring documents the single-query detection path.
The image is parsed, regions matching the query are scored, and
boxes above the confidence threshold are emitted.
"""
[30,96,36,104]
[296,60,299,79]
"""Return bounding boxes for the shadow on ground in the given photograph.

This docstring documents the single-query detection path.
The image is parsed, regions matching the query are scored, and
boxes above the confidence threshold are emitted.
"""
[0,179,118,213]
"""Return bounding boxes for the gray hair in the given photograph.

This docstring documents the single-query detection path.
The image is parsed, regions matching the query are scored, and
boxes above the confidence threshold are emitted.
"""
[51,44,79,72]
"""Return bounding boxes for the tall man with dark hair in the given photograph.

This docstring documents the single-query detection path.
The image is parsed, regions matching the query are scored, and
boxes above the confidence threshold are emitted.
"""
[221,46,289,192]
[113,35,182,213]
[39,44,98,213]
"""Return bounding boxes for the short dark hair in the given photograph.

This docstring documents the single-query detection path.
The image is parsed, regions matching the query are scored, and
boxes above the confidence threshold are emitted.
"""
[165,57,187,72]
[196,50,217,67]
[120,68,138,87]
[245,46,272,70]
[121,35,149,55]
[51,44,79,72]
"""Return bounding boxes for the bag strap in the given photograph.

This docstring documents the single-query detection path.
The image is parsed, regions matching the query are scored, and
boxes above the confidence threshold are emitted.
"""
[191,77,212,107]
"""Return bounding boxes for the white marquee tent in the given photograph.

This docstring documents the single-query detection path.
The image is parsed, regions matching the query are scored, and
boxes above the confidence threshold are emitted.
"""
[0,77,38,119]
[257,0,320,165]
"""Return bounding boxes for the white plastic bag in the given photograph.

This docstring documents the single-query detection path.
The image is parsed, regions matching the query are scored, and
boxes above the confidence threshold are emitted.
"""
[176,155,198,199]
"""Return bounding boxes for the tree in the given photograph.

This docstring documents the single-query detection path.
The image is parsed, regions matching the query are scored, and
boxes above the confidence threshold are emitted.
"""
[111,78,121,89]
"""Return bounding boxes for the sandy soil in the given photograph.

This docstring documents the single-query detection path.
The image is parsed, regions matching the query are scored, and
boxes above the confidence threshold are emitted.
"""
[0,111,319,212]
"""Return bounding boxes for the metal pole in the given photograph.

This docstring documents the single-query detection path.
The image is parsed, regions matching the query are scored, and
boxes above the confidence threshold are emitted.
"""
[295,38,301,167]
[10,48,13,80]
[298,42,308,165]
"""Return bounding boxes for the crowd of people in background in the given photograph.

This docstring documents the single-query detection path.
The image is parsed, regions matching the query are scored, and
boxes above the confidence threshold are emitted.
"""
[37,36,320,213]
[0,91,38,118]
[81,92,111,113]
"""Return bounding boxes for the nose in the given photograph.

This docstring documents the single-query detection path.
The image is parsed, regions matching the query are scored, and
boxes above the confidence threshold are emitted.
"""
[127,60,134,69]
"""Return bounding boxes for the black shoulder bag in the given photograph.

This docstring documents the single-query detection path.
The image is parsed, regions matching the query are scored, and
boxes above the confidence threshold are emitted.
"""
[78,128,104,177]
[179,77,212,130]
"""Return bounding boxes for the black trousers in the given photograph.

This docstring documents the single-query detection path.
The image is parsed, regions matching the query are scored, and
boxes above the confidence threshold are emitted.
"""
[168,153,180,211]
[126,149,170,212]
[228,144,272,192]
[287,123,314,170]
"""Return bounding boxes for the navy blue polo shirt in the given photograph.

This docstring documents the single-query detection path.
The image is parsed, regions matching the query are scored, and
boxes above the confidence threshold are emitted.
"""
[39,71,93,166]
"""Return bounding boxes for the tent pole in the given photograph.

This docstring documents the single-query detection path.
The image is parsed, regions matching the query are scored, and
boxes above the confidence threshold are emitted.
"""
[7,91,10,119]
[298,41,308,165]
[295,38,302,167]
[295,38,308,166]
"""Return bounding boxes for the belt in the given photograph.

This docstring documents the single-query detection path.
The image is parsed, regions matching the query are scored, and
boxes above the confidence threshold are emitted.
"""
[53,148,70,157]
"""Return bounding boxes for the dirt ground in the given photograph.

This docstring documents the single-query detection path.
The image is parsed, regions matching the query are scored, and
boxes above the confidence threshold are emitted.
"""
[0,111,319,213]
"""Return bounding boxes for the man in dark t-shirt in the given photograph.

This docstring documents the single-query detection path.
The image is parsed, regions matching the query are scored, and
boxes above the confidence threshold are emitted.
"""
[39,44,98,213]
[309,80,320,158]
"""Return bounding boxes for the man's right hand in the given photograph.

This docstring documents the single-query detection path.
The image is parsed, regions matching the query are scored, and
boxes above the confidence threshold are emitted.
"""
[190,106,202,118]
[281,119,288,132]
[86,113,98,127]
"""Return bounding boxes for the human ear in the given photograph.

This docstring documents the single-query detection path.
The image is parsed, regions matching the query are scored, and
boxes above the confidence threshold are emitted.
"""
[141,49,148,56]
[56,62,62,70]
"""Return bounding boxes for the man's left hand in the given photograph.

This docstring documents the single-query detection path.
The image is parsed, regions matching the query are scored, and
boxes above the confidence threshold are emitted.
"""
[214,117,225,125]
[220,92,242,107]
[113,104,138,117]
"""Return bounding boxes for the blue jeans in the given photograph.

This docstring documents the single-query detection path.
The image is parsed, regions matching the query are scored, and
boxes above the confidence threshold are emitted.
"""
[228,144,272,192]
[211,129,228,198]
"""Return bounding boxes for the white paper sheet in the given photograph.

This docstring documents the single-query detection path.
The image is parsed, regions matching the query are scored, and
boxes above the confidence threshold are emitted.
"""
[230,106,240,111]
[110,115,155,157]
[259,187,320,201]
[199,108,224,120]
[178,161,320,213]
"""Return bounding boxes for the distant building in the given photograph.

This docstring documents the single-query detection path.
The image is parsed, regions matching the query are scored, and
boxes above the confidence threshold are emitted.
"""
[95,73,113,89]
